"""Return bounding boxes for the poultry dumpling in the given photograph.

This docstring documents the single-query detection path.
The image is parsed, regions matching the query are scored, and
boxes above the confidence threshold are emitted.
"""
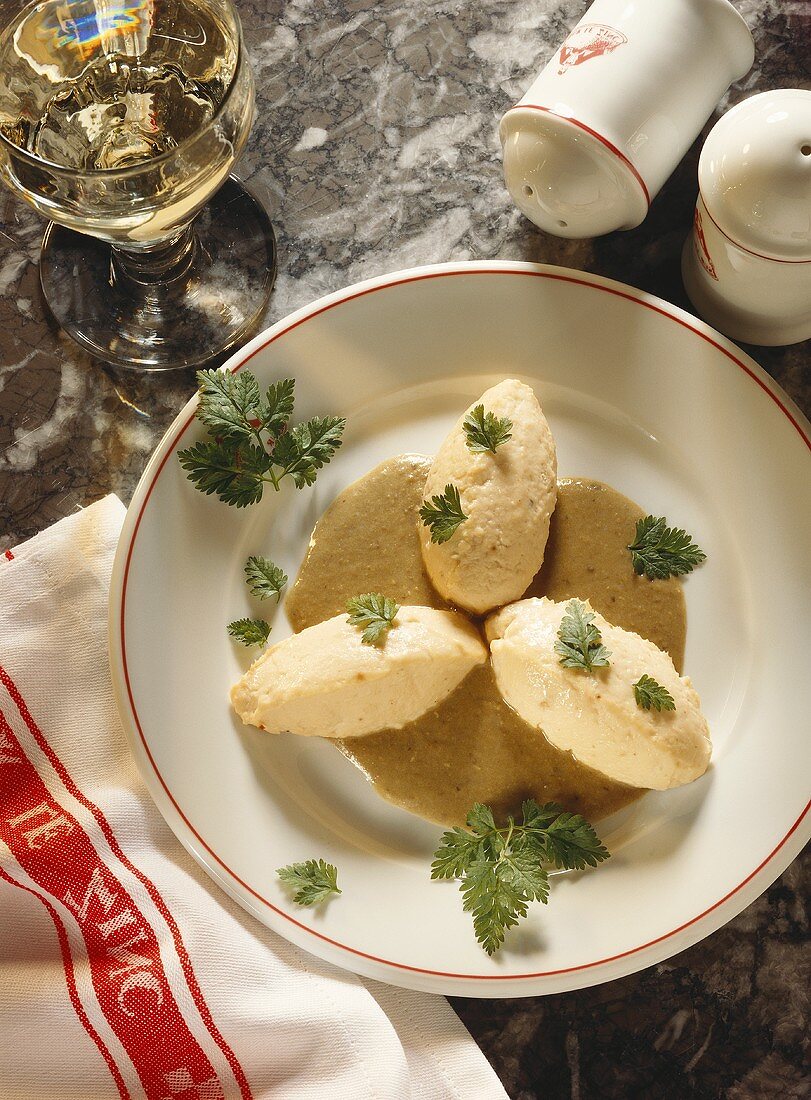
[486,597,711,790]
[231,605,487,738]
[418,379,557,615]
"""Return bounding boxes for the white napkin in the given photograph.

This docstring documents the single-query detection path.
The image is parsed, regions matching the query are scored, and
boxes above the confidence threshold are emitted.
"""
[0,496,507,1100]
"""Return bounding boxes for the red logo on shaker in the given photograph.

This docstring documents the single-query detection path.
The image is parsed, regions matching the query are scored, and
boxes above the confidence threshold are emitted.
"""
[557,23,628,74]
[694,208,718,281]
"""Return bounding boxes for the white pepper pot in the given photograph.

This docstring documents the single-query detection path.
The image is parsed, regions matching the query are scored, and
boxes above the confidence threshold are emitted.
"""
[682,89,811,346]
[499,0,754,239]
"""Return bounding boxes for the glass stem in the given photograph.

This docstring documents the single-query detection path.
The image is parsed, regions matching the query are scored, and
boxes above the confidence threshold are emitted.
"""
[111,224,198,289]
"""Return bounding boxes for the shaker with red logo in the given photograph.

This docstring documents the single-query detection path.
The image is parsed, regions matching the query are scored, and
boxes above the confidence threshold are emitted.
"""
[682,89,811,346]
[499,0,754,239]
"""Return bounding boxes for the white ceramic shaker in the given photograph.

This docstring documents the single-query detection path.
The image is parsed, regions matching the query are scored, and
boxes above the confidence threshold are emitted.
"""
[682,89,811,346]
[499,0,754,239]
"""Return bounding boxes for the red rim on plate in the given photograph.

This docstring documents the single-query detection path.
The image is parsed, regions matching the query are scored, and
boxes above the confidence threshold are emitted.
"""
[113,264,811,986]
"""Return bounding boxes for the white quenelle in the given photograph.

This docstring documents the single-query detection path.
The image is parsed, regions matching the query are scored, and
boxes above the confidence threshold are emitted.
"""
[231,605,487,737]
[418,379,557,616]
[682,89,811,347]
[499,0,753,238]
[486,598,711,790]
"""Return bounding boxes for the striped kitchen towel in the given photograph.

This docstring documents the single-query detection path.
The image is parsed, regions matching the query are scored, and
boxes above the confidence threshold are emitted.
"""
[0,495,506,1100]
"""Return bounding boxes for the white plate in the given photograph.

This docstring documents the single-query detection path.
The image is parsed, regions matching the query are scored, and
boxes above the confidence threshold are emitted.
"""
[109,262,811,997]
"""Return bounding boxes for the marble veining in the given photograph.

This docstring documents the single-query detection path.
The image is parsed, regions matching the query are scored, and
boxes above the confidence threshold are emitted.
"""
[0,0,808,1096]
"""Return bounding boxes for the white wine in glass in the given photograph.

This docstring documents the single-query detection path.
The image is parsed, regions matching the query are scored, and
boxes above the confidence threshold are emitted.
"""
[0,0,276,369]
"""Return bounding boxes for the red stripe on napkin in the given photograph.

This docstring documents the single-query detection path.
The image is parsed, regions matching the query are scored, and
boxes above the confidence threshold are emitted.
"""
[0,864,131,1098]
[0,706,226,1100]
[3,550,13,561]
[0,662,253,1100]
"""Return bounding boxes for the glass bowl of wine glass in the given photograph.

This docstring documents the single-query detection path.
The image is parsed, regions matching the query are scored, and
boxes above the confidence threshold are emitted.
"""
[0,0,276,370]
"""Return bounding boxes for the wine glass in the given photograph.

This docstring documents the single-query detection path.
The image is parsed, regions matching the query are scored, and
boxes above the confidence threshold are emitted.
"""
[0,0,276,370]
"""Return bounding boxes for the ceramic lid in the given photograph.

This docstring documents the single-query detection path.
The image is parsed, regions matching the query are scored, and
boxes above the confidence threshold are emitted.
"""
[699,89,811,261]
[499,108,648,239]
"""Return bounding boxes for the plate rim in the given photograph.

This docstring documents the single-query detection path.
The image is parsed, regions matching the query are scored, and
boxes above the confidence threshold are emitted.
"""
[109,260,811,996]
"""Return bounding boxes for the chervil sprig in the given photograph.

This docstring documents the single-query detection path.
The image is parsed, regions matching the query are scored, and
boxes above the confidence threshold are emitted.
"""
[633,674,676,712]
[270,416,347,489]
[277,859,341,906]
[346,593,400,645]
[178,439,271,508]
[419,484,467,544]
[227,617,271,647]
[244,556,288,602]
[178,370,345,507]
[554,599,611,672]
[431,800,608,955]
[627,515,706,580]
[463,404,513,454]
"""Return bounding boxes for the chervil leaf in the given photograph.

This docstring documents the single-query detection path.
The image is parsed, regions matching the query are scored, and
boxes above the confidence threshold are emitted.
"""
[431,800,607,954]
[466,802,498,837]
[260,378,296,437]
[543,812,610,871]
[431,827,479,880]
[461,858,528,956]
[554,599,611,672]
[277,859,340,906]
[272,416,346,488]
[431,805,502,882]
[178,438,271,508]
[463,404,513,454]
[498,846,550,905]
[466,802,503,860]
[244,556,288,602]
[419,484,467,544]
[346,593,400,645]
[508,824,547,867]
[634,674,676,712]
[520,799,565,832]
[194,368,263,440]
[512,801,564,867]
[227,617,271,646]
[628,515,706,580]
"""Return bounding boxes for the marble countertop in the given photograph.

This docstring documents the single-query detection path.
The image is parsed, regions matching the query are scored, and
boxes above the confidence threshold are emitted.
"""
[1,0,808,1096]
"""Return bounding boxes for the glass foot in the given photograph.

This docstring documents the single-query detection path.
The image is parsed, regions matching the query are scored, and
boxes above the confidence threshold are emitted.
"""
[39,176,277,371]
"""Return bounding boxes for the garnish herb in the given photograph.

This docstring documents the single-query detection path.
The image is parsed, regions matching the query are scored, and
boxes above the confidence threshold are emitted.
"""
[554,599,611,672]
[178,369,345,507]
[277,859,341,906]
[419,483,467,544]
[463,404,513,454]
[346,593,400,645]
[627,515,706,580]
[633,675,676,712]
[227,618,271,647]
[244,556,288,602]
[431,800,609,955]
